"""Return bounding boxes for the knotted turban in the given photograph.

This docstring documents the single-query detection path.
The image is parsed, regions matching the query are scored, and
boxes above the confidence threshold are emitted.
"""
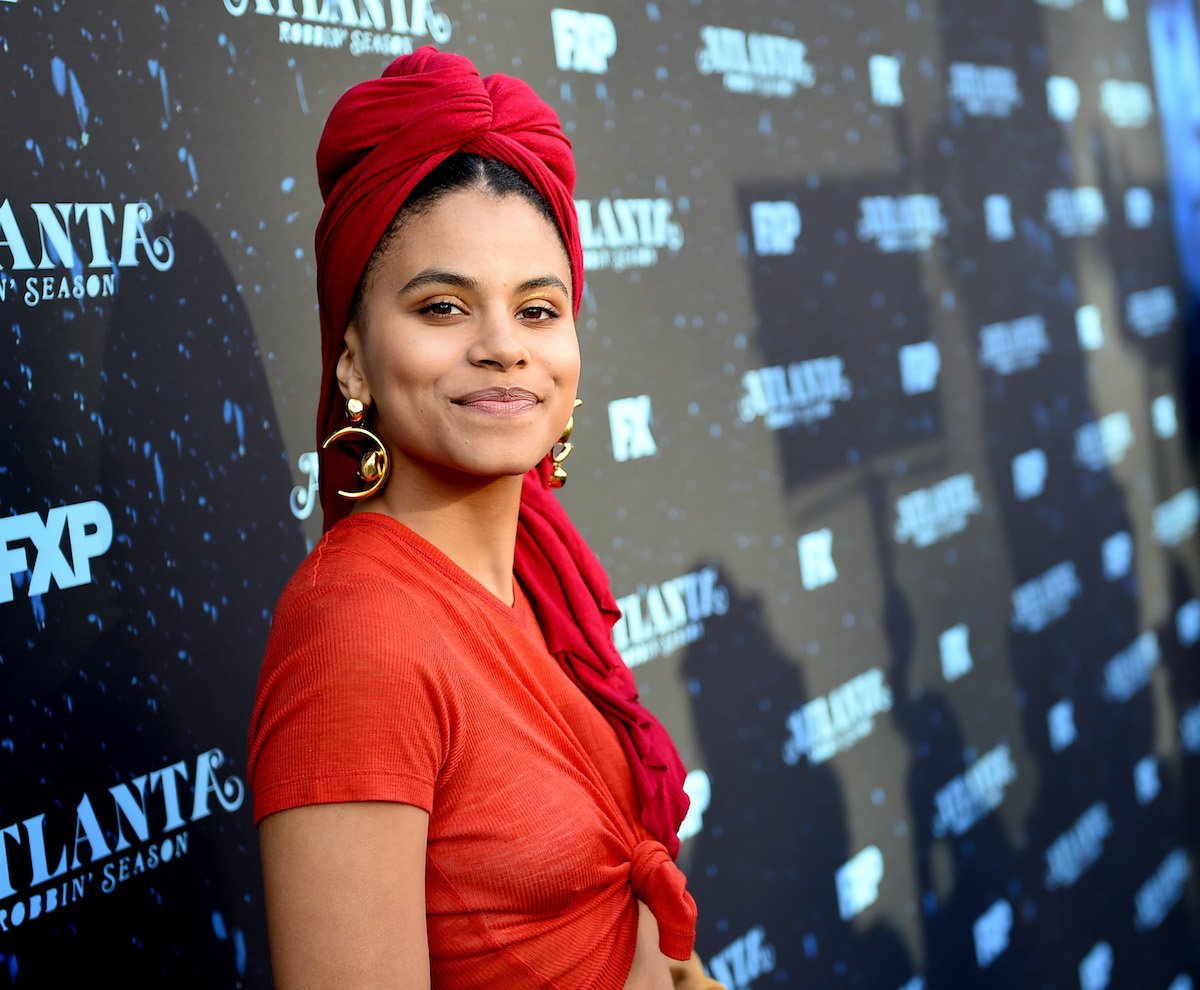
[310,47,691,868]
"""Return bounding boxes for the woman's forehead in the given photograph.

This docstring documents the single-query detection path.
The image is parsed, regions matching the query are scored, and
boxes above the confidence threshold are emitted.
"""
[380,189,573,284]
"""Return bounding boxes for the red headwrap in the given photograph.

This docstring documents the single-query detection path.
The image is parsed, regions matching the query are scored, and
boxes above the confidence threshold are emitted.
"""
[312,48,690,859]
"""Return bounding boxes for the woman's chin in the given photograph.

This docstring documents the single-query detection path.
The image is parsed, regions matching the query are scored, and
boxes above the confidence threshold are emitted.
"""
[406,454,547,486]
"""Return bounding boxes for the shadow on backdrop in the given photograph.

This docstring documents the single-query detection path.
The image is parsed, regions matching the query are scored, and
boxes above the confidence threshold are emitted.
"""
[0,210,305,987]
[682,567,914,987]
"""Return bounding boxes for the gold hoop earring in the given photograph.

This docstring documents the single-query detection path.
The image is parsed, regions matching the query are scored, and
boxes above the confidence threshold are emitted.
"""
[321,397,390,500]
[548,398,583,489]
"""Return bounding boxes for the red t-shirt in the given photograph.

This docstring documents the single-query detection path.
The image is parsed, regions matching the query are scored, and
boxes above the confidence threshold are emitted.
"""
[248,513,696,987]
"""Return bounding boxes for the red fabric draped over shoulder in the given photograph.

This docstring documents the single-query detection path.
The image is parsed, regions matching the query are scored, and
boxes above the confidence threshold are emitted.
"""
[519,464,691,859]
[309,47,689,859]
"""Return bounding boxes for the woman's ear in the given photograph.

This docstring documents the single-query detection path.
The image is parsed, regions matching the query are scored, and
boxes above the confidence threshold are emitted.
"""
[335,324,370,402]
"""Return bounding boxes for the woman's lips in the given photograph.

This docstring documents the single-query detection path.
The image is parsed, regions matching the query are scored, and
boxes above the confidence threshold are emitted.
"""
[454,387,540,416]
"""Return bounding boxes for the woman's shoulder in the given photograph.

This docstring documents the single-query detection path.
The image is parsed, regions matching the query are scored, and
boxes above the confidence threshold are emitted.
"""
[276,513,446,611]
[261,521,459,673]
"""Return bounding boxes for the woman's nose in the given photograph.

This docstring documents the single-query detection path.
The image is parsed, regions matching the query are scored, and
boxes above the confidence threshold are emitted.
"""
[467,311,530,370]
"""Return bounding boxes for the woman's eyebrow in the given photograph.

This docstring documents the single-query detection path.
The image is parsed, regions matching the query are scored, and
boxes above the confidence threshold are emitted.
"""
[399,270,570,298]
[398,268,481,295]
[514,275,570,297]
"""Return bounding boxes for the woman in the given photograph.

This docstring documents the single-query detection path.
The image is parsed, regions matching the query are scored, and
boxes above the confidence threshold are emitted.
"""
[247,48,723,989]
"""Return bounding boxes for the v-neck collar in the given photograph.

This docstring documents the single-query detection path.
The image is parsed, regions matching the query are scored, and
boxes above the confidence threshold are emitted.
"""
[334,511,528,625]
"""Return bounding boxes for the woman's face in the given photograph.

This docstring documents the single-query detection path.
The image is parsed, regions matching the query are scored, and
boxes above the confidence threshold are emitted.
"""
[339,185,580,488]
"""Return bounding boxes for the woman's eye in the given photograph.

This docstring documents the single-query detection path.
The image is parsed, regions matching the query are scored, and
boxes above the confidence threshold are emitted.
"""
[519,305,557,321]
[421,300,461,317]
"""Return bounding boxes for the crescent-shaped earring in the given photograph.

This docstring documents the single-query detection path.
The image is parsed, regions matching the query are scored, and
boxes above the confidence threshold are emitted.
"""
[548,398,584,489]
[321,397,390,500]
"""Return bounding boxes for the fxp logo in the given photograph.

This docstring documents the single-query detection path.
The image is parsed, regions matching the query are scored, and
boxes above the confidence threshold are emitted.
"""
[551,8,616,74]
[1,501,113,603]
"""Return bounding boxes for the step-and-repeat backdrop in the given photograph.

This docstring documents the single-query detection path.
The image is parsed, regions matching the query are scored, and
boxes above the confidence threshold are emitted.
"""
[2,0,1199,986]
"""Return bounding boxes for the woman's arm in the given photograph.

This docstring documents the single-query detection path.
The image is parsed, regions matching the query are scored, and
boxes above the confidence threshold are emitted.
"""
[668,952,728,989]
[259,801,431,990]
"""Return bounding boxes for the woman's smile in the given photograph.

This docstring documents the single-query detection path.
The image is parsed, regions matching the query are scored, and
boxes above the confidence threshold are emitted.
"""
[453,386,541,417]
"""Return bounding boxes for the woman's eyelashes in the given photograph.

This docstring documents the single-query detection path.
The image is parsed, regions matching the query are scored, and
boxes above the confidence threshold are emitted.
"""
[417,298,464,318]
[517,303,559,321]
[414,298,561,322]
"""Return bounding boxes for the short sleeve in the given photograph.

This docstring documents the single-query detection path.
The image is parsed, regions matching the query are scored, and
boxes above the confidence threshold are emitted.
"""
[247,578,461,824]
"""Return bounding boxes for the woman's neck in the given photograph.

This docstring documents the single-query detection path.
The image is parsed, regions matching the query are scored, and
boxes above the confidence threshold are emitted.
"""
[354,468,524,606]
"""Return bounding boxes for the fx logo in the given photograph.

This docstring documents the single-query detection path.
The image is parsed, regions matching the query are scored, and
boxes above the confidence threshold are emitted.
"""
[869,54,903,106]
[550,8,616,74]
[1152,395,1178,439]
[1046,75,1080,121]
[1048,698,1077,753]
[836,846,884,920]
[798,528,837,590]
[939,623,973,682]
[1101,531,1133,581]
[898,341,940,395]
[1125,187,1154,228]
[1012,448,1048,502]
[1134,755,1161,806]
[1076,304,1105,351]
[1,500,113,603]
[984,194,1014,241]
[1177,599,1200,647]
[1079,942,1113,990]
[973,899,1012,968]
[608,395,657,462]
[750,201,800,256]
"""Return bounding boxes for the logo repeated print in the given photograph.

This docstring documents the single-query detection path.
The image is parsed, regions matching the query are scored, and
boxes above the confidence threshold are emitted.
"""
[2,0,1199,985]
